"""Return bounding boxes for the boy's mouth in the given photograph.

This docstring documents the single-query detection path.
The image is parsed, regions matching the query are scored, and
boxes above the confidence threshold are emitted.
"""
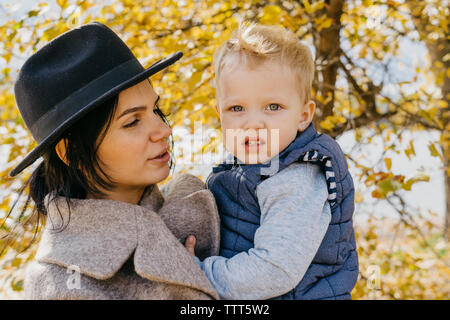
[243,136,266,150]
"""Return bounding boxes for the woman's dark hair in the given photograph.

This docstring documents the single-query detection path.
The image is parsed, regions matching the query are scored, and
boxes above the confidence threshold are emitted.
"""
[1,86,174,255]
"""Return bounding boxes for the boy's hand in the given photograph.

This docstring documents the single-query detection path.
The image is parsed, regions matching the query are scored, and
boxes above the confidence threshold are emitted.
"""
[184,235,196,256]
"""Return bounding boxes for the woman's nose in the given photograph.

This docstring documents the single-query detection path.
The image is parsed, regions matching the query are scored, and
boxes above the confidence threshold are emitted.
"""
[150,117,172,142]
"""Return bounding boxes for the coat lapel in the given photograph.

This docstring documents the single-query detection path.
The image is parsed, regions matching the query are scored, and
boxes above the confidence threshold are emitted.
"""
[133,205,218,299]
[36,178,219,299]
[36,194,139,280]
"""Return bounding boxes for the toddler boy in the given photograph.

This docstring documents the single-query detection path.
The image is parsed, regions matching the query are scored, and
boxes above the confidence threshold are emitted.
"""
[190,23,358,300]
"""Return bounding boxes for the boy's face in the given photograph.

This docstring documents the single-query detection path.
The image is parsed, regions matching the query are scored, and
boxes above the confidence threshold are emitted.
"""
[216,59,315,164]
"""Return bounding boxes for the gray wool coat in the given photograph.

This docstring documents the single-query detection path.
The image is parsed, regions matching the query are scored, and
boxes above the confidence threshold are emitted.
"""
[24,174,220,300]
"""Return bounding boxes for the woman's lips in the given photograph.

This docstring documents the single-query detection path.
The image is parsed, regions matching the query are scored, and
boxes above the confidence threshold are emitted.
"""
[148,146,170,162]
[148,151,170,163]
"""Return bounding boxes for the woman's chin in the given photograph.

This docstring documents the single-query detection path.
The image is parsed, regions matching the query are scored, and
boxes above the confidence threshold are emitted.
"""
[126,165,170,187]
[150,165,171,183]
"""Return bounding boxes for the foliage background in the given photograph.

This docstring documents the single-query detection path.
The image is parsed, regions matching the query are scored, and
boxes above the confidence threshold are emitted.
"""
[0,0,449,299]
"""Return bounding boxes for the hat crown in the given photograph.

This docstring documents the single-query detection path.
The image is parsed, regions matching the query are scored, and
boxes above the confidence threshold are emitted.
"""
[14,22,135,131]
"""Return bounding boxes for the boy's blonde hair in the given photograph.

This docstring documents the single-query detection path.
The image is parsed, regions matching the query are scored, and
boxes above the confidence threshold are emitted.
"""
[213,22,315,104]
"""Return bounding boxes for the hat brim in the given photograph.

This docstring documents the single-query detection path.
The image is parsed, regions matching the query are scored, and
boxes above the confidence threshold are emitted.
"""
[9,51,183,177]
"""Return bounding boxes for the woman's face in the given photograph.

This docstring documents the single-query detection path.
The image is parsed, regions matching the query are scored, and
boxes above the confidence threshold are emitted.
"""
[95,80,172,194]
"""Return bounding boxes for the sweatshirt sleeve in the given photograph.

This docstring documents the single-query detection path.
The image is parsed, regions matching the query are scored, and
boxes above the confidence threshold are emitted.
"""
[195,162,332,300]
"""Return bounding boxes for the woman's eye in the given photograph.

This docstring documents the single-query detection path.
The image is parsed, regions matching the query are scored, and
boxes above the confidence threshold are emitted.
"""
[267,103,281,111]
[124,119,139,128]
[230,105,244,112]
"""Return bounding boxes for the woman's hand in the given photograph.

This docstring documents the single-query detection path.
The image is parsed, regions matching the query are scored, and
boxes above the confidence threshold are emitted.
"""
[184,235,196,256]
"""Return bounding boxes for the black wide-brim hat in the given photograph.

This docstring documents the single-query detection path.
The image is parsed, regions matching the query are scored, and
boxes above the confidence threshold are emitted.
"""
[9,21,183,177]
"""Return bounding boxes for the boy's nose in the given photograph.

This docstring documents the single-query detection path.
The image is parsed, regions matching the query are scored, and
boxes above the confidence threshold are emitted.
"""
[244,113,265,130]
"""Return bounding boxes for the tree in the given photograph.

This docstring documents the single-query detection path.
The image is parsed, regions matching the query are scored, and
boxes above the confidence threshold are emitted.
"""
[0,0,448,299]
[404,0,449,239]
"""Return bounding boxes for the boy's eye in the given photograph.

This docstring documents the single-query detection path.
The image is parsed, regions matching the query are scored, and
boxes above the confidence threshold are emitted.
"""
[267,103,281,111]
[230,105,244,112]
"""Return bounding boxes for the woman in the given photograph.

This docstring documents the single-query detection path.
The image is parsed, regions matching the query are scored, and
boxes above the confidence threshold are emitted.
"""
[3,22,220,299]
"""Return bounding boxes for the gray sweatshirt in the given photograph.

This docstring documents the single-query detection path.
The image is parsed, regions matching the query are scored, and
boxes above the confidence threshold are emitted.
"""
[195,162,331,300]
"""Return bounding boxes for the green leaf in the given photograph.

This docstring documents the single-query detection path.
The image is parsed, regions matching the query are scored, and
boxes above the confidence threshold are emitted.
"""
[376,178,402,196]
[27,10,40,18]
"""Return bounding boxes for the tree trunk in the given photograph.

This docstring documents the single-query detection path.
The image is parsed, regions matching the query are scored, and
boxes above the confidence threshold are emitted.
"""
[312,0,345,126]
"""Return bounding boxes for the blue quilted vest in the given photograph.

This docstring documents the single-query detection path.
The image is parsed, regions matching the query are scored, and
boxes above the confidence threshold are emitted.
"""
[206,123,359,299]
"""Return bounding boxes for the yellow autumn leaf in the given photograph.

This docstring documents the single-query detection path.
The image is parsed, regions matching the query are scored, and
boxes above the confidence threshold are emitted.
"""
[428,142,442,160]
[439,18,448,34]
[384,157,392,171]
[319,18,333,30]
[371,189,384,199]
[303,0,312,14]
[260,5,282,24]
[2,52,12,63]
[434,60,444,69]
[188,71,203,91]
[404,140,416,160]
[319,118,334,131]
[354,192,364,203]
[437,100,448,108]
[56,0,69,9]
[311,1,325,12]
[402,174,430,191]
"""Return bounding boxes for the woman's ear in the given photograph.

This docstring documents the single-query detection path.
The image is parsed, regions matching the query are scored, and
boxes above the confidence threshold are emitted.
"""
[297,100,316,132]
[55,138,69,166]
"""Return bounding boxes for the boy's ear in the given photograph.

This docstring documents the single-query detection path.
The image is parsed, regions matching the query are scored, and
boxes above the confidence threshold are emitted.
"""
[297,100,316,132]
[55,138,70,166]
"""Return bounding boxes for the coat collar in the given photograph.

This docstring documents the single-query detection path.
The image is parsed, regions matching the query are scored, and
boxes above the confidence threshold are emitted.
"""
[35,175,219,299]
